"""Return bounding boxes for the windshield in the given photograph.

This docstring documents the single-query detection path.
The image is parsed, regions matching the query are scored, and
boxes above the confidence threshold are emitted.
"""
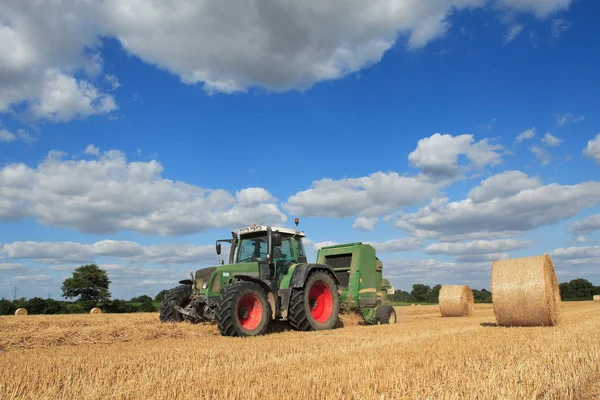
[237,235,268,263]
[236,233,296,264]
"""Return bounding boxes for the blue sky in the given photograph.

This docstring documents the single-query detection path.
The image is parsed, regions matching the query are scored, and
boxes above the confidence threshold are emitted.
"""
[1,0,600,300]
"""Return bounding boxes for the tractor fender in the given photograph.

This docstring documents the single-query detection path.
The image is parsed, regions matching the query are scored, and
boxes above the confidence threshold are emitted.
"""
[289,263,340,288]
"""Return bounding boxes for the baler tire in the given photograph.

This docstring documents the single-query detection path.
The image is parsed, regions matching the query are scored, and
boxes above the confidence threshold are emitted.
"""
[216,281,271,337]
[159,285,192,323]
[288,270,339,331]
[376,304,397,324]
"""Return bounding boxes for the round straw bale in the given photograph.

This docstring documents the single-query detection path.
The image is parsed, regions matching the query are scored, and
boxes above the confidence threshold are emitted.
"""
[594,295,600,303]
[491,254,561,327]
[90,307,102,314]
[439,285,474,317]
[14,308,28,316]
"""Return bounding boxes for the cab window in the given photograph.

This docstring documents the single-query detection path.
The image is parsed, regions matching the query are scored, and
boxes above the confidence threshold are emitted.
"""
[237,236,267,262]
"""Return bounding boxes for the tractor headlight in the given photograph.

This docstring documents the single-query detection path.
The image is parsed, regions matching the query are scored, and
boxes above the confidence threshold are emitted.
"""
[202,282,209,290]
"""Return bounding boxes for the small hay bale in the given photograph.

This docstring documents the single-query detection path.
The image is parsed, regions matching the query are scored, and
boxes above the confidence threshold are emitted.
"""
[90,307,102,314]
[491,254,561,327]
[14,308,28,316]
[594,295,600,303]
[439,285,474,317]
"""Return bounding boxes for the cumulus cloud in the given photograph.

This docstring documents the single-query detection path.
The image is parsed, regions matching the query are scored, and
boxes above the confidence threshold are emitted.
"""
[467,170,541,203]
[84,144,100,156]
[555,113,584,126]
[0,2,117,121]
[408,133,503,179]
[515,127,536,143]
[425,239,533,255]
[284,171,439,219]
[530,145,551,165]
[541,133,561,146]
[584,134,600,163]
[365,237,423,253]
[352,216,379,231]
[0,129,16,142]
[1,239,219,265]
[568,214,600,236]
[505,24,523,42]
[0,150,286,236]
[0,0,575,121]
[396,172,600,241]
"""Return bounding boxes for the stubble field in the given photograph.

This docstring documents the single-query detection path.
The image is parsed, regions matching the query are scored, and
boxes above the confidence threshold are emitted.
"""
[1,302,599,399]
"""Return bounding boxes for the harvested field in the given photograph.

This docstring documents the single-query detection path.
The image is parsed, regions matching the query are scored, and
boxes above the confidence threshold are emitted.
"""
[1,302,599,399]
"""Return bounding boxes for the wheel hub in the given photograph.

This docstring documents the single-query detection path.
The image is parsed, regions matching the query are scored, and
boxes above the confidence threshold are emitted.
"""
[239,306,249,319]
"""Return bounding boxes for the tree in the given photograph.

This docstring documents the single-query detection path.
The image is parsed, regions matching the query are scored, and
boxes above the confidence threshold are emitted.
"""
[411,284,431,302]
[131,295,153,303]
[62,264,111,309]
[428,284,441,303]
[154,289,170,303]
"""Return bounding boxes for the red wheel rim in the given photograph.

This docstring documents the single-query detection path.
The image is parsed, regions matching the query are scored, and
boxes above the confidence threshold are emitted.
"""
[308,281,333,323]
[237,294,263,330]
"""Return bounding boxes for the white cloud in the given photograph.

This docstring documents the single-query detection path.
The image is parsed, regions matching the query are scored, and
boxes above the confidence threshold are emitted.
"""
[84,144,100,156]
[551,18,571,38]
[352,216,379,231]
[568,214,600,236]
[551,245,600,261]
[0,0,576,122]
[515,127,536,143]
[497,0,573,18]
[0,129,16,143]
[365,237,423,253]
[467,170,541,203]
[1,239,219,266]
[584,134,600,163]
[397,173,600,241]
[28,70,117,122]
[283,171,439,219]
[408,133,503,179]
[530,145,551,165]
[0,150,286,236]
[0,263,28,273]
[541,132,561,146]
[424,239,533,255]
[0,2,116,121]
[555,113,584,126]
[505,24,523,42]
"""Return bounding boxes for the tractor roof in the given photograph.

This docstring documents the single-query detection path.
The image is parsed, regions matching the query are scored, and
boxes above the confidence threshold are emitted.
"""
[238,224,305,237]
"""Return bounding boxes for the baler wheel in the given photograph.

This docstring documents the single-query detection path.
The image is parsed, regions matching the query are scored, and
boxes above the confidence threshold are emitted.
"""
[288,271,339,331]
[159,285,192,322]
[376,304,397,324]
[216,281,271,337]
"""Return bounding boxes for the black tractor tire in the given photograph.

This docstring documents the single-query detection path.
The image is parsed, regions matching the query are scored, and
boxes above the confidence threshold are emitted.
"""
[288,270,340,331]
[160,285,192,323]
[216,281,271,337]
[376,304,397,324]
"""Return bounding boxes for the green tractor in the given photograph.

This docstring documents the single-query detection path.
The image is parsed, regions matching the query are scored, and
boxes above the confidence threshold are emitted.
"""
[159,219,396,336]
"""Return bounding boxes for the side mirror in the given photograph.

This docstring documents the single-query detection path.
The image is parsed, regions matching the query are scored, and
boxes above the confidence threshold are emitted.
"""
[272,232,282,247]
[216,243,222,255]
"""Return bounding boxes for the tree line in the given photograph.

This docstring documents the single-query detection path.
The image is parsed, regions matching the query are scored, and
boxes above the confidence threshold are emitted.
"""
[1,263,598,315]
[392,278,600,304]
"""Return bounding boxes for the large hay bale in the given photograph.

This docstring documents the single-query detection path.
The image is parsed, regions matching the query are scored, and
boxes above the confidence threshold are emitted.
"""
[439,285,474,317]
[14,308,28,316]
[90,307,102,314]
[491,254,561,327]
[594,295,600,303]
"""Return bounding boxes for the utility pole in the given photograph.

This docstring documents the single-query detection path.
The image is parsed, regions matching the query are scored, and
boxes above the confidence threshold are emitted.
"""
[13,285,18,300]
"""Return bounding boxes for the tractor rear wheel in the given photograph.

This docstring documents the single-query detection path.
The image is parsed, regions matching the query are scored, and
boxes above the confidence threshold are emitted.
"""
[216,281,271,337]
[376,304,397,324]
[160,285,192,322]
[288,271,339,331]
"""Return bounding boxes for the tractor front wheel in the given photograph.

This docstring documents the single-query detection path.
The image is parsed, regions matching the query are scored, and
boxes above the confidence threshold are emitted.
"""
[216,281,271,337]
[288,271,339,331]
[160,285,192,322]
[376,304,397,324]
